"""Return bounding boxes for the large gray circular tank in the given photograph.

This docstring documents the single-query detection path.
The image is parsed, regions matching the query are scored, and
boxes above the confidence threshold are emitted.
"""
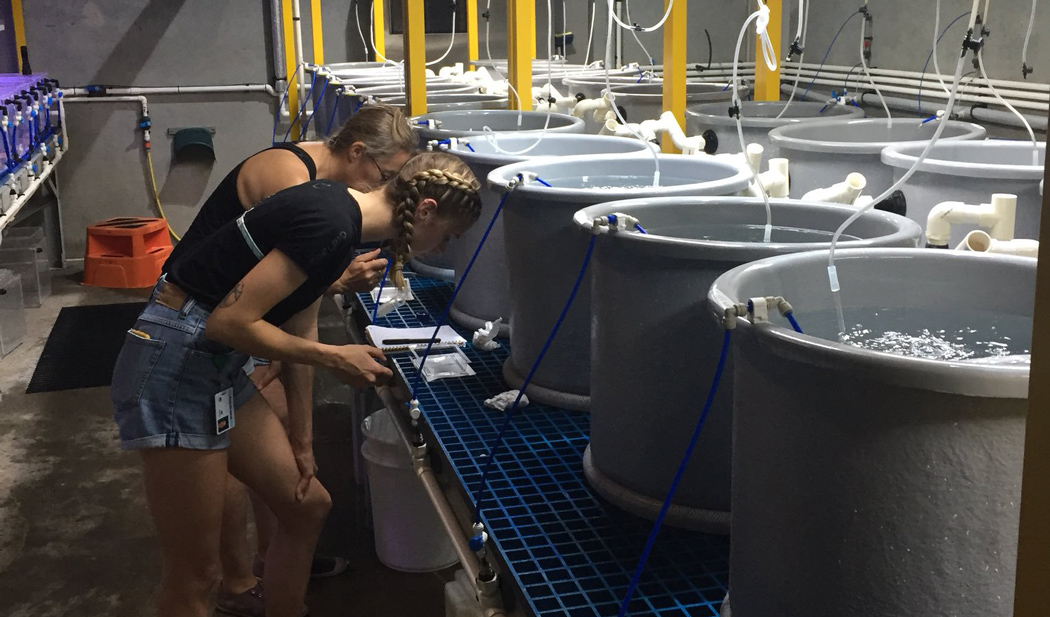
[412,110,585,144]
[443,134,652,336]
[316,77,454,137]
[378,93,508,114]
[575,198,921,532]
[408,111,585,279]
[687,100,865,155]
[561,73,659,100]
[487,154,752,410]
[768,118,987,199]
[708,248,1032,617]
[881,140,1046,245]
[356,82,479,97]
[607,82,745,124]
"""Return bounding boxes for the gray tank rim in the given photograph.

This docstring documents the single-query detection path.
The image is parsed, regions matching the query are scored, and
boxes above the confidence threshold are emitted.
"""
[768,118,987,155]
[881,140,1046,180]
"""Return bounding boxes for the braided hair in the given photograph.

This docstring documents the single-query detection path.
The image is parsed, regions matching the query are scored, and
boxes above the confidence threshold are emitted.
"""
[384,152,482,290]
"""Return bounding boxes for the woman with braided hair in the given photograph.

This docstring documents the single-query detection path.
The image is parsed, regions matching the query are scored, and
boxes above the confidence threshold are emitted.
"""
[110,151,480,617]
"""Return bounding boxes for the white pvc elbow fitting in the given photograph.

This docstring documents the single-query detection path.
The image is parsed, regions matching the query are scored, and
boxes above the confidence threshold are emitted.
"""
[955,230,1040,258]
[926,193,1018,247]
[801,172,867,206]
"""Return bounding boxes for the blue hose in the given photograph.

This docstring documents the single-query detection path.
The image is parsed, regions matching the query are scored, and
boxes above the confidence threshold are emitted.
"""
[785,312,804,334]
[473,234,597,525]
[408,191,512,400]
[283,70,318,143]
[302,75,329,141]
[634,223,648,234]
[324,94,343,138]
[800,11,862,102]
[1,127,13,169]
[616,328,733,617]
[917,12,971,117]
[535,177,552,187]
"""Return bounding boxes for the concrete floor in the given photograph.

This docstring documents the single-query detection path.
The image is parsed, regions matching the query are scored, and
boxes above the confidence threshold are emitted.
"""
[0,270,451,617]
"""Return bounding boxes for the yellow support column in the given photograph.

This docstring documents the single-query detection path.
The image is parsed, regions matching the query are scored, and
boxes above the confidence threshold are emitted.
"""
[467,0,480,70]
[373,0,386,59]
[403,0,428,116]
[10,0,25,73]
[506,0,533,111]
[282,0,302,138]
[754,0,782,101]
[661,0,687,154]
[310,0,324,64]
[1014,108,1050,617]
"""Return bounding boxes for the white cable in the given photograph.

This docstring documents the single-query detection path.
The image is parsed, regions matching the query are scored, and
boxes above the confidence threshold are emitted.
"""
[977,51,1040,165]
[608,0,674,33]
[827,0,983,335]
[426,4,458,67]
[479,0,555,156]
[355,0,370,59]
[604,2,660,187]
[794,0,806,40]
[859,12,892,125]
[1023,0,1038,77]
[369,0,401,67]
[624,0,655,68]
[777,0,810,119]
[734,3,775,243]
[582,0,597,68]
[932,0,952,96]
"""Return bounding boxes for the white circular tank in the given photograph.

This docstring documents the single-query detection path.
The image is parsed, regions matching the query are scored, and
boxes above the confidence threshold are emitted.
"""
[708,248,1031,617]
[768,118,987,199]
[686,100,865,155]
[487,154,752,410]
[574,198,921,531]
[881,139,1046,245]
[444,134,651,336]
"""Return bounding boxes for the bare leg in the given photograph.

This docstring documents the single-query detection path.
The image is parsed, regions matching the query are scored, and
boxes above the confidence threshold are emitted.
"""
[219,475,259,594]
[248,372,289,571]
[228,394,331,617]
[140,448,228,617]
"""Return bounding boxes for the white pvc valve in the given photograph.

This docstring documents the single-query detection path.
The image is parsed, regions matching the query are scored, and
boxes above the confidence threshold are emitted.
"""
[409,399,422,421]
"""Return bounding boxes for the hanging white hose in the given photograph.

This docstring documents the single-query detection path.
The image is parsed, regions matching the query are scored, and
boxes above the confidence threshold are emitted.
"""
[355,0,370,59]
[582,0,597,68]
[977,51,1040,165]
[1023,0,1038,78]
[776,0,810,119]
[932,0,952,96]
[827,0,984,335]
[859,11,892,125]
[624,0,655,68]
[426,4,459,67]
[604,0,661,187]
[608,0,675,33]
[734,1,777,243]
[479,0,556,156]
[369,0,401,68]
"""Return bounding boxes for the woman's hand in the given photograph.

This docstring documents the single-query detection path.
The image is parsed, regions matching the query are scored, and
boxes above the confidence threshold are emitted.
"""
[327,344,393,388]
[327,249,389,296]
[292,442,317,502]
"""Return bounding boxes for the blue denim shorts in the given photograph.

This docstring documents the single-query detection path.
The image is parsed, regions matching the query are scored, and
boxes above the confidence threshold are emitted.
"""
[112,280,257,450]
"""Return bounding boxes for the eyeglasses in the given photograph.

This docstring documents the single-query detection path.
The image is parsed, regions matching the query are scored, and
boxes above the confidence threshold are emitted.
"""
[367,153,396,183]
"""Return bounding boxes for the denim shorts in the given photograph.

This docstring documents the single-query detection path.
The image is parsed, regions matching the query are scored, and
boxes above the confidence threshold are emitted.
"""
[111,280,257,450]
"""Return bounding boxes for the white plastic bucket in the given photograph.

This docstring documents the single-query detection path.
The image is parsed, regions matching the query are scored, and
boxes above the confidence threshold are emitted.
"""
[361,409,458,572]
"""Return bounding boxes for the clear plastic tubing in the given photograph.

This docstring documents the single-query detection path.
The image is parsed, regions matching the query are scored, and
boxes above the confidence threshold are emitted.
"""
[777,0,809,120]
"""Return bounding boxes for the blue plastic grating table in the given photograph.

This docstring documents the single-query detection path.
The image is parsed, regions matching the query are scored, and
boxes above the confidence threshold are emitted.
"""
[356,274,730,617]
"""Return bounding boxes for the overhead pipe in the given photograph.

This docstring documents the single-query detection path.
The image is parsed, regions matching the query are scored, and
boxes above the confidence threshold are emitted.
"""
[64,85,278,97]
[858,92,1050,132]
[270,0,287,86]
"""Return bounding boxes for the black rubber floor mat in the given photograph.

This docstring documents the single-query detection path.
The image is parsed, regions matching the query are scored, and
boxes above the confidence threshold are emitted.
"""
[26,302,146,394]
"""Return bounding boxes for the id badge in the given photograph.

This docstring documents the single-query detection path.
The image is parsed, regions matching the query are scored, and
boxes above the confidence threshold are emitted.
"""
[215,387,235,435]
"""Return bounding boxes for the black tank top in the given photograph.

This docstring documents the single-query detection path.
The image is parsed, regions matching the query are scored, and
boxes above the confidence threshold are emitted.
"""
[163,143,317,272]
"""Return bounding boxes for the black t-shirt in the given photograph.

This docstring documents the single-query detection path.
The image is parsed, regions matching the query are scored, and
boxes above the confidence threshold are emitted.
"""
[166,180,361,326]
[163,143,317,274]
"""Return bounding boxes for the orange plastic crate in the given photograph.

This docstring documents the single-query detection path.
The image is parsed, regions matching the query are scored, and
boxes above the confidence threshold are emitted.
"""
[83,217,173,289]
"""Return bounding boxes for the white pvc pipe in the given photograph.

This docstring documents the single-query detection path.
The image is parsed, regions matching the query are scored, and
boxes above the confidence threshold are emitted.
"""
[956,229,1040,257]
[797,76,1049,112]
[62,95,149,116]
[802,172,867,206]
[786,61,1050,93]
[65,85,278,97]
[926,194,1018,247]
[789,68,1050,103]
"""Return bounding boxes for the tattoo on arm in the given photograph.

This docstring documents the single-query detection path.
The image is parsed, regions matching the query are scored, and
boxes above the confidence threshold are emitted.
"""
[218,282,245,308]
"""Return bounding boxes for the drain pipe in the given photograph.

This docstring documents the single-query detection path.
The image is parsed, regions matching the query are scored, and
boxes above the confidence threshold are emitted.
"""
[373,385,508,617]
[926,193,1017,248]
[802,172,867,205]
[956,229,1040,257]
[271,0,287,91]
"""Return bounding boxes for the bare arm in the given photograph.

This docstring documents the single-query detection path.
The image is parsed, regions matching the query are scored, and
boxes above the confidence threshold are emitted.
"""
[205,249,393,387]
[281,299,321,500]
[236,149,314,208]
